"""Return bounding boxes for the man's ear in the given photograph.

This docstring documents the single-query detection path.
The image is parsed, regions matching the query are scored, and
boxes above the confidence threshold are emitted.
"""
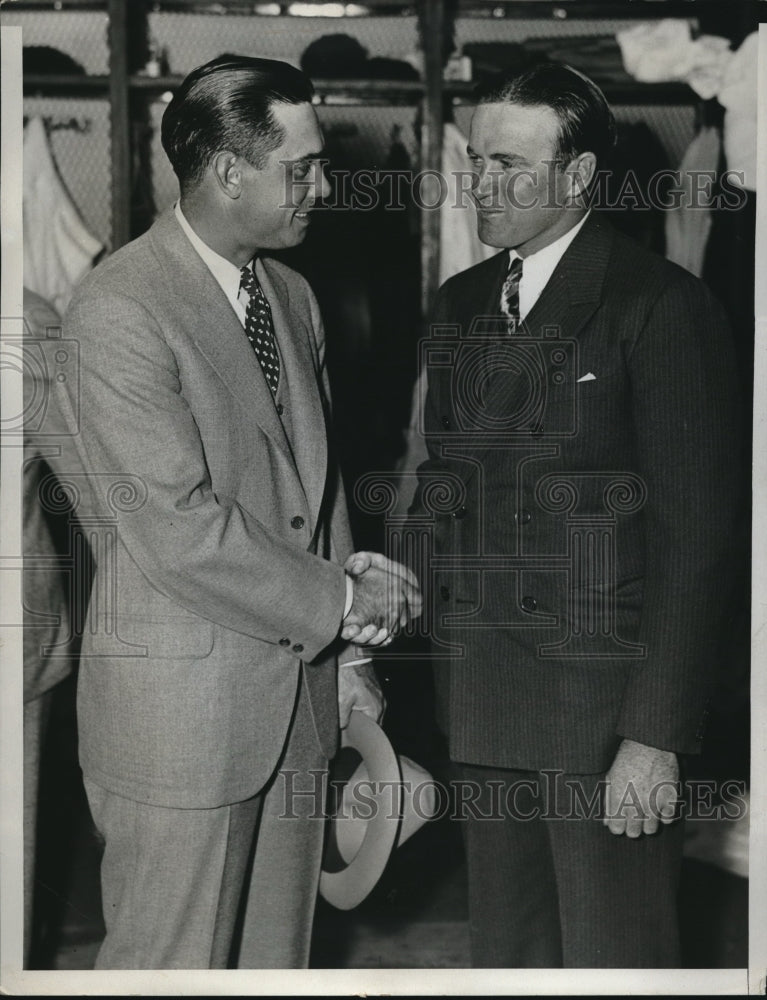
[212,151,243,199]
[566,151,597,205]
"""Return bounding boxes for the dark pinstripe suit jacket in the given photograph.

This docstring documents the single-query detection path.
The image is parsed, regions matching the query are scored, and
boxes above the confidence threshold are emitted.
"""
[412,212,742,774]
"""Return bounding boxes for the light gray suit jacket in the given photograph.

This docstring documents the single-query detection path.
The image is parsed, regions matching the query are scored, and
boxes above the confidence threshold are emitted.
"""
[57,209,356,809]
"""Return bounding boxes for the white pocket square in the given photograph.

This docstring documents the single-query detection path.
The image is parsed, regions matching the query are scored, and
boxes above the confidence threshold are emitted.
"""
[577,372,596,383]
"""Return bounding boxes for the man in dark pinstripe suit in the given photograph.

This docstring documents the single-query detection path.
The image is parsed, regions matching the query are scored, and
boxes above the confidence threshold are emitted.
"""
[411,64,742,967]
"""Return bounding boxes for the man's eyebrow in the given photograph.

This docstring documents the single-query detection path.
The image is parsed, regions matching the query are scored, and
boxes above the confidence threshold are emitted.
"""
[490,151,530,165]
[466,145,528,165]
[288,150,327,163]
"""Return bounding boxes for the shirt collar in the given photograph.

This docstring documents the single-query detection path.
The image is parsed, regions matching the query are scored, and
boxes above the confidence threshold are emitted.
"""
[174,200,250,313]
[509,209,591,273]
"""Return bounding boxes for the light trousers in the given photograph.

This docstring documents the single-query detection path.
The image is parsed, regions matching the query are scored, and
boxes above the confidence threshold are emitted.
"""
[85,674,329,969]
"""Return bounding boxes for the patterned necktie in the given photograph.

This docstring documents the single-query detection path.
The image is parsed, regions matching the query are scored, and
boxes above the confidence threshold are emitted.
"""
[500,256,523,334]
[239,263,280,397]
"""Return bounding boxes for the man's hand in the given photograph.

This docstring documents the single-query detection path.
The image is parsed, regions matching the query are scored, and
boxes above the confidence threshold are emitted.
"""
[340,551,422,646]
[604,738,680,837]
[337,661,385,729]
[345,551,421,597]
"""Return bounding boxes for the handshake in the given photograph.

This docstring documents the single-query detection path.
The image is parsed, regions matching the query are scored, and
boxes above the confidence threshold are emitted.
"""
[340,551,422,647]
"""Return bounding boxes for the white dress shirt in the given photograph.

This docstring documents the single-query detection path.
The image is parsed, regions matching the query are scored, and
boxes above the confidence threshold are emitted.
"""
[512,210,590,320]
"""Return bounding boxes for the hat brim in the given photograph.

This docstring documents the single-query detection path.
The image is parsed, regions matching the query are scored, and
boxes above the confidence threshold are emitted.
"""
[319,711,403,910]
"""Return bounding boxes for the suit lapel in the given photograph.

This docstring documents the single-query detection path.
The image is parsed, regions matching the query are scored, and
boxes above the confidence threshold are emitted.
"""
[258,258,328,521]
[149,210,295,468]
[522,211,612,338]
[460,214,614,479]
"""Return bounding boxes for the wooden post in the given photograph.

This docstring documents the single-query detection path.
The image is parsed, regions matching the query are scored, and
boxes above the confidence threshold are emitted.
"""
[108,0,131,250]
[419,0,444,322]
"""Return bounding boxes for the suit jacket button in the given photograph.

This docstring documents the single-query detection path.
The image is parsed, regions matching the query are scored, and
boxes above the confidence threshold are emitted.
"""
[517,509,532,525]
[279,637,291,646]
[521,596,537,612]
[440,585,450,601]
[276,403,284,415]
[291,516,305,529]
[452,505,467,520]
[292,643,304,653]
[441,416,451,429]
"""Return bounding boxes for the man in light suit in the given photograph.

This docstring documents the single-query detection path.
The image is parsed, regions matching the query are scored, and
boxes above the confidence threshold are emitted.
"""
[54,55,419,969]
[410,64,742,966]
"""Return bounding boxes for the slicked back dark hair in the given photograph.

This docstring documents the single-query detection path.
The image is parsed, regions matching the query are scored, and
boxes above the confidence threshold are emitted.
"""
[161,54,314,193]
[474,62,617,170]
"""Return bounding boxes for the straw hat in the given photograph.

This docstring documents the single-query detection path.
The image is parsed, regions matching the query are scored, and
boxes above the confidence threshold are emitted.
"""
[319,710,437,910]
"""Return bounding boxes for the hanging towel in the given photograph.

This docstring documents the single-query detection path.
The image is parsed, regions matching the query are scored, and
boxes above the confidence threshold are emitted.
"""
[23,117,103,316]
[665,126,721,278]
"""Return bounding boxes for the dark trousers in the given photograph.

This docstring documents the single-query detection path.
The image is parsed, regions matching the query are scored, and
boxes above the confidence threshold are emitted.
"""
[455,763,685,968]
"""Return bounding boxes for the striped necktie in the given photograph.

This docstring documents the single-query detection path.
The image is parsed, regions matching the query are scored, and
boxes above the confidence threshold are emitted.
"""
[239,263,280,397]
[500,256,523,334]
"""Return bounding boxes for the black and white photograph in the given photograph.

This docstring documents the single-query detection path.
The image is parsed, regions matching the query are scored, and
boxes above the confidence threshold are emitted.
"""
[0,0,765,994]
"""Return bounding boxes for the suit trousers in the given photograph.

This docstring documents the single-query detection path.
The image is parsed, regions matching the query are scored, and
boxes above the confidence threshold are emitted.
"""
[456,763,685,968]
[85,671,328,969]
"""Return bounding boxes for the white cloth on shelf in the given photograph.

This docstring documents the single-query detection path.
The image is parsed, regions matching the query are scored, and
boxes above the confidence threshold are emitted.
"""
[23,117,103,316]
[717,32,758,192]
[616,19,732,101]
[664,126,721,278]
[618,22,756,193]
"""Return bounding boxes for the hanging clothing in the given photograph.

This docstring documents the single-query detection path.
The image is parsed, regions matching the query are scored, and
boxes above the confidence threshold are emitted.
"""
[665,126,721,278]
[718,31,758,193]
[23,117,103,316]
